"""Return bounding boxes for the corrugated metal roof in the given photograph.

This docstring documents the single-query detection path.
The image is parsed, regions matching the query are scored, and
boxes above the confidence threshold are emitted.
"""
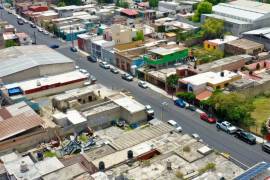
[0,45,73,78]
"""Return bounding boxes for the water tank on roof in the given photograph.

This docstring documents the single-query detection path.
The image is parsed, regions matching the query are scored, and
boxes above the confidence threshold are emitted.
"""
[127,150,133,159]
[20,161,28,173]
[99,161,105,171]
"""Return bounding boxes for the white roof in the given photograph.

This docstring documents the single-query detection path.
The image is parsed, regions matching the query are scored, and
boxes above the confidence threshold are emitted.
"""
[243,27,270,39]
[229,0,270,12]
[66,110,87,125]
[5,70,87,92]
[149,47,181,56]
[0,45,73,78]
[181,70,238,86]
[207,35,239,45]
[34,157,64,176]
[113,97,145,113]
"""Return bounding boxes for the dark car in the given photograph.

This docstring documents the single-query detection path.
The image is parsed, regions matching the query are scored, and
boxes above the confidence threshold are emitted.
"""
[174,99,186,108]
[17,20,24,25]
[30,23,36,28]
[262,142,270,153]
[87,56,97,62]
[121,73,133,81]
[49,44,59,49]
[70,47,77,52]
[186,104,196,111]
[235,129,256,145]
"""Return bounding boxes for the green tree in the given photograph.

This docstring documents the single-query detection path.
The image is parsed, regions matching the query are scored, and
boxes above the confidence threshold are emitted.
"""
[5,40,18,48]
[149,0,159,8]
[192,1,212,22]
[208,92,255,128]
[134,30,144,41]
[201,18,224,39]
[57,1,66,7]
[116,0,129,8]
[261,120,268,138]
[166,74,179,88]
[205,0,226,5]
[176,92,196,103]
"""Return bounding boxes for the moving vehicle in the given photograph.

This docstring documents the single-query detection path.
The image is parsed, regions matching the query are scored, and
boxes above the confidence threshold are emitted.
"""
[87,56,97,62]
[37,27,43,32]
[216,121,238,134]
[186,104,196,111]
[49,44,59,49]
[70,47,77,52]
[200,113,216,123]
[262,142,270,153]
[145,105,154,116]
[235,129,256,145]
[174,98,186,108]
[121,73,133,81]
[99,61,110,69]
[138,81,148,88]
[110,66,119,74]
[167,120,182,132]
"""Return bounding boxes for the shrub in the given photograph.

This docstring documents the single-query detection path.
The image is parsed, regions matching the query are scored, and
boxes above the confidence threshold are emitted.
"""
[183,146,191,152]
[175,170,184,179]
[198,163,216,174]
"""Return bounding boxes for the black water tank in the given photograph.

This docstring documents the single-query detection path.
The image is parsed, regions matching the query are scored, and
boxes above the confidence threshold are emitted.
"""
[127,150,133,159]
[99,161,105,171]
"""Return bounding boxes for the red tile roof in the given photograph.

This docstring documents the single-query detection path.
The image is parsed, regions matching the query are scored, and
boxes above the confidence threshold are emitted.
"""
[196,90,212,101]
[121,9,138,16]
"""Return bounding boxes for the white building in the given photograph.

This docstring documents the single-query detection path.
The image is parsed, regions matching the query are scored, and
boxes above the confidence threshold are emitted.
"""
[202,0,270,36]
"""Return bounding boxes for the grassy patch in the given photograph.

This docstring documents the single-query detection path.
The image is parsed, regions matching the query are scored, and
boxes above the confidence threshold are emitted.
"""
[78,134,88,143]
[198,163,216,174]
[251,97,270,135]
[44,151,56,158]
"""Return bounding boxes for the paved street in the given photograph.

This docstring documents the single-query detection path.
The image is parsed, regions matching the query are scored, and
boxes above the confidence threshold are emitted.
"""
[1,10,270,169]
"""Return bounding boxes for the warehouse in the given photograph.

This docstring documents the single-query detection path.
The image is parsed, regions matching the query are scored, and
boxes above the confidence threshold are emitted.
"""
[0,45,75,83]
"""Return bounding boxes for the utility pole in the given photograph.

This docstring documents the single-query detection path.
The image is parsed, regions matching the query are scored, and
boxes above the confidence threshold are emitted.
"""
[33,31,36,44]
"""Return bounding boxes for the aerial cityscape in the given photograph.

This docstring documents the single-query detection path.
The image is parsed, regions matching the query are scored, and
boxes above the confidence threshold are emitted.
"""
[0,0,269,179]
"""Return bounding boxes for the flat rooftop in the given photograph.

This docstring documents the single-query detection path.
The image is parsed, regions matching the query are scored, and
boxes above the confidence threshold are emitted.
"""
[5,70,87,92]
[207,35,239,45]
[226,38,263,50]
[181,70,239,85]
[149,46,184,56]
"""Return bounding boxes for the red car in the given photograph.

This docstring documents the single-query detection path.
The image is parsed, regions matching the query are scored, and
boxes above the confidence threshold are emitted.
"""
[200,113,217,123]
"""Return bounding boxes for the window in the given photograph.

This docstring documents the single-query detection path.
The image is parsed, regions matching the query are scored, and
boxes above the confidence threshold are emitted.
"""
[208,44,210,48]
[88,96,92,101]
[78,98,82,102]
[213,46,216,49]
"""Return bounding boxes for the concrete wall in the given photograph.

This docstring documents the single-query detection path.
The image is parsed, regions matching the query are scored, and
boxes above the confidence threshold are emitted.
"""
[237,80,270,97]
[102,48,115,65]
[2,66,40,83]
[120,108,147,124]
[225,43,264,55]
[25,80,87,99]
[39,63,75,76]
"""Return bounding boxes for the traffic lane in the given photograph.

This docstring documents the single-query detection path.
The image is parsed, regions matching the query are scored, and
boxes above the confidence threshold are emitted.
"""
[2,9,269,167]
[58,47,270,167]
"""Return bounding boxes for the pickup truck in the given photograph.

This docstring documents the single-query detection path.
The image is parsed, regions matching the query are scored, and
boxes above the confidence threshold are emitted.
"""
[216,121,238,134]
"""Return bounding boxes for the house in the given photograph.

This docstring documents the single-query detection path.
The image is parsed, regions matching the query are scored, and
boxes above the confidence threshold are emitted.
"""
[178,70,241,95]
[0,102,47,152]
[242,27,270,51]
[224,38,264,55]
[203,35,239,51]
[202,0,270,36]
[0,45,75,83]
[109,24,133,45]
[143,44,189,69]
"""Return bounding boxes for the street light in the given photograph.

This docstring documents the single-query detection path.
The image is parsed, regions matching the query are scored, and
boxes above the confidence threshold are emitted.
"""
[161,101,168,121]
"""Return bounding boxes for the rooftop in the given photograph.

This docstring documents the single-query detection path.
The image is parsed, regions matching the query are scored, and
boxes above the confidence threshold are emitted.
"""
[0,45,74,78]
[180,70,239,85]
[121,9,138,16]
[5,70,87,93]
[206,35,239,45]
[243,27,270,40]
[112,96,145,114]
[225,38,264,49]
[149,46,185,56]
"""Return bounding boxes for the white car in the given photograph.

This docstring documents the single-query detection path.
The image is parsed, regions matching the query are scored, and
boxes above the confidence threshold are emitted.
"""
[37,27,43,32]
[216,121,238,134]
[43,31,49,35]
[138,81,148,88]
[99,61,110,69]
[145,105,154,116]
[167,120,182,132]
[79,69,88,74]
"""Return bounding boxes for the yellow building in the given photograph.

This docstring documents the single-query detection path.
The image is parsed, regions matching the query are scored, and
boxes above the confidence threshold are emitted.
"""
[204,35,239,51]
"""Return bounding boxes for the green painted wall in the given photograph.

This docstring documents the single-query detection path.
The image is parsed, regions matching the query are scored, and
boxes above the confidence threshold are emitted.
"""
[144,49,189,65]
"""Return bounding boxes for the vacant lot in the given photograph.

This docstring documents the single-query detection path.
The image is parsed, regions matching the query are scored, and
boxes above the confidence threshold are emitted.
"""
[251,97,270,135]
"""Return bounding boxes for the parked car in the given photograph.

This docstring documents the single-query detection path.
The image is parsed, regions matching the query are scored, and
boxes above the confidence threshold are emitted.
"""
[145,105,154,116]
[138,81,148,88]
[262,141,270,153]
[49,44,59,49]
[216,121,238,134]
[200,113,216,123]
[70,47,77,52]
[174,98,186,108]
[99,61,110,69]
[110,66,119,74]
[185,104,196,111]
[167,120,182,132]
[87,56,97,62]
[43,31,49,35]
[90,75,97,84]
[37,27,43,32]
[121,73,133,81]
[30,23,36,28]
[235,129,256,145]
[79,69,88,74]
[192,133,200,141]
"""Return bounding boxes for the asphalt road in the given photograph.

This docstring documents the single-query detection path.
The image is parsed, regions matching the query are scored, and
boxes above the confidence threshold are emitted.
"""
[1,10,270,169]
